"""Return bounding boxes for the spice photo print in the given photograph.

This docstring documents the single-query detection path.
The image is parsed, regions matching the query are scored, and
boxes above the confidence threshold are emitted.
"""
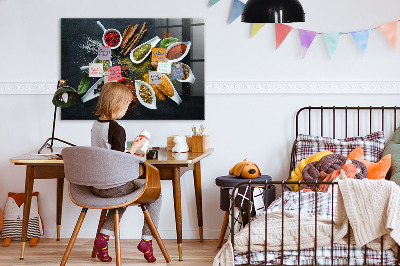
[61,18,204,120]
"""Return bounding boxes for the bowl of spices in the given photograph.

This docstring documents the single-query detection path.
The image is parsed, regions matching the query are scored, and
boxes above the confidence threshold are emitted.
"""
[176,63,196,84]
[135,80,157,109]
[130,36,161,64]
[160,74,182,105]
[166,41,191,63]
[97,21,122,49]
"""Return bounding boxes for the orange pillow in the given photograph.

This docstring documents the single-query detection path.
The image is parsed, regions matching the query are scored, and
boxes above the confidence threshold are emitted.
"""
[347,146,391,180]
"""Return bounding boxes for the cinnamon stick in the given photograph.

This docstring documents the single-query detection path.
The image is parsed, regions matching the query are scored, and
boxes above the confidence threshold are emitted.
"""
[122,22,147,56]
[121,22,146,55]
[122,28,127,40]
[130,29,147,51]
[121,24,138,49]
[123,29,147,56]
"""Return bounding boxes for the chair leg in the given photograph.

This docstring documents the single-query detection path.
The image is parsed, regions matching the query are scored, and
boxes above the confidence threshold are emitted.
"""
[60,208,88,266]
[141,205,171,263]
[114,209,121,266]
[92,209,108,258]
[217,211,230,248]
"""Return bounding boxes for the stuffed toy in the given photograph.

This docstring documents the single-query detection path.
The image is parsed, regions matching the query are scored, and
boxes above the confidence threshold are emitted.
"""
[1,192,44,247]
[348,146,391,180]
[301,154,368,190]
[229,159,261,179]
[172,135,189,153]
[317,160,360,193]
[289,150,333,191]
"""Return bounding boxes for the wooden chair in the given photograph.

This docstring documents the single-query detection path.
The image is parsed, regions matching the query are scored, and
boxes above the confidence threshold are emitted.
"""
[60,146,171,265]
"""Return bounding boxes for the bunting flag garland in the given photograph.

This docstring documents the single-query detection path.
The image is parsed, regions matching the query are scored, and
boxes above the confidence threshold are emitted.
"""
[251,23,266,38]
[209,0,221,8]
[378,21,398,50]
[207,2,400,58]
[298,29,317,58]
[323,33,341,58]
[351,29,370,55]
[229,0,245,24]
[275,23,293,49]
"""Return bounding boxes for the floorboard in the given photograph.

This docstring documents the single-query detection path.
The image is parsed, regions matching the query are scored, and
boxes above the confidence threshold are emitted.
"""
[0,239,222,265]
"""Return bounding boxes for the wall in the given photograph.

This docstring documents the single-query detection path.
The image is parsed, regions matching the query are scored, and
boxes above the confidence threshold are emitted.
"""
[1,0,400,239]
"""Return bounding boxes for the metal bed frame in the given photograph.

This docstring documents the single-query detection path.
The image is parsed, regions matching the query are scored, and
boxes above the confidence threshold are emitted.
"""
[230,106,400,266]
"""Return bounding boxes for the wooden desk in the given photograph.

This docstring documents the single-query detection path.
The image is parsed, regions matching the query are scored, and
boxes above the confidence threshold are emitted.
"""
[10,147,213,261]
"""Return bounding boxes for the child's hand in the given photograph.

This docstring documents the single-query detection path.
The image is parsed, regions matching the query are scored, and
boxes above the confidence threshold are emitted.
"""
[134,149,149,157]
[129,137,147,154]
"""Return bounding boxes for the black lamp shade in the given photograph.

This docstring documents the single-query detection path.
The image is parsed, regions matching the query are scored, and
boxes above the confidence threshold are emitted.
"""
[52,85,79,108]
[242,0,305,23]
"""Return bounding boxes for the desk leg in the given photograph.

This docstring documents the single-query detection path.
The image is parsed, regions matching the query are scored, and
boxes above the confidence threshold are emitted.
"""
[56,178,64,241]
[172,167,183,261]
[20,165,35,259]
[193,161,203,242]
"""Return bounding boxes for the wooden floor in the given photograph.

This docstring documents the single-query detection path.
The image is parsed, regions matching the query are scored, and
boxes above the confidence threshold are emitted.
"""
[0,239,222,265]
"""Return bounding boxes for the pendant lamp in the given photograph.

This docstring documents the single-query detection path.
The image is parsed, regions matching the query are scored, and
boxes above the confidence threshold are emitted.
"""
[241,0,305,23]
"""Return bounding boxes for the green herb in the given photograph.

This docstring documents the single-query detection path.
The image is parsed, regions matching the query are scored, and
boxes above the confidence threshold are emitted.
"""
[97,60,110,72]
[77,74,90,95]
[132,44,151,61]
[158,37,179,48]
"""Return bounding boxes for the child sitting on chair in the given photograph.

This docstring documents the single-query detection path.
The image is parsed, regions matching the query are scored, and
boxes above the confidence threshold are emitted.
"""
[91,82,162,263]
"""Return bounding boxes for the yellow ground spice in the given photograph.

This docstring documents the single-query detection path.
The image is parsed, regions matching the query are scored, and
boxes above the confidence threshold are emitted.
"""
[143,74,166,100]
[158,76,174,97]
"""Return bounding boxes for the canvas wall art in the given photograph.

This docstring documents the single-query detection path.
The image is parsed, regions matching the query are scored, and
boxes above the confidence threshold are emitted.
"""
[61,18,204,120]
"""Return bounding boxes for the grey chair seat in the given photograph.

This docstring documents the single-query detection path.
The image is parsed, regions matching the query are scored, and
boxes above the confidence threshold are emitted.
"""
[69,180,145,208]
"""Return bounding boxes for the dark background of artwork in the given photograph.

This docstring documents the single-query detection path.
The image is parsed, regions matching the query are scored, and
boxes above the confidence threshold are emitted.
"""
[61,18,204,120]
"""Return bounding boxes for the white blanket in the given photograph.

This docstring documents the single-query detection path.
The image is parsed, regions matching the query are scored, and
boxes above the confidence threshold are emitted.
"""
[213,179,400,266]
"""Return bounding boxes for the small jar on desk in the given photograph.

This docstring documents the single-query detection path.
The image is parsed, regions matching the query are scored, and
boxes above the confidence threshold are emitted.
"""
[215,175,275,248]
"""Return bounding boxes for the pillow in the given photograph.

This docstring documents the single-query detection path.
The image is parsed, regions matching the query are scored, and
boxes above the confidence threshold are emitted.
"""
[347,146,391,180]
[382,127,400,184]
[302,154,368,190]
[295,131,385,167]
[289,150,333,191]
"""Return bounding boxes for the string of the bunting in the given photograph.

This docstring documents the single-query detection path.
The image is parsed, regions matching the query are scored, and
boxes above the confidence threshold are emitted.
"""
[274,21,398,58]
[209,0,399,58]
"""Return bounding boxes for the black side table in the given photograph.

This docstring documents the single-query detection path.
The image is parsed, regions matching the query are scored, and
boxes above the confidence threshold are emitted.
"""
[215,175,275,248]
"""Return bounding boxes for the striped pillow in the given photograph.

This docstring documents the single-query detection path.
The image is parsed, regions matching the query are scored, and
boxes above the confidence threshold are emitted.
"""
[294,131,385,167]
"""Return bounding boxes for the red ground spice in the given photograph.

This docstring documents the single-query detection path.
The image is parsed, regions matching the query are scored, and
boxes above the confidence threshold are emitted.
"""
[167,44,187,60]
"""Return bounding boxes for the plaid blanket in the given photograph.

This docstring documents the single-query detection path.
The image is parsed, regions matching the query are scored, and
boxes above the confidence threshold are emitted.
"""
[234,191,397,265]
[235,244,397,265]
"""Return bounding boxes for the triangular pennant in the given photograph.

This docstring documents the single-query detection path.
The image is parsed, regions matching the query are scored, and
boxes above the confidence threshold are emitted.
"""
[298,29,317,58]
[378,21,398,50]
[209,0,220,7]
[351,29,370,55]
[275,23,293,49]
[251,23,266,38]
[323,33,341,58]
[229,0,245,24]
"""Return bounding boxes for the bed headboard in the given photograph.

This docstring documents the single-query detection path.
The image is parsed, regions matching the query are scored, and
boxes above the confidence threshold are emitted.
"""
[290,106,400,179]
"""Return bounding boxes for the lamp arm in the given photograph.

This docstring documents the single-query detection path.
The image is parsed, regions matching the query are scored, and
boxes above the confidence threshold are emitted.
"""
[50,105,57,148]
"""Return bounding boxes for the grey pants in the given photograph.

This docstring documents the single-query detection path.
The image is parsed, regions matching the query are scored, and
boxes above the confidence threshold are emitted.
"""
[92,180,162,240]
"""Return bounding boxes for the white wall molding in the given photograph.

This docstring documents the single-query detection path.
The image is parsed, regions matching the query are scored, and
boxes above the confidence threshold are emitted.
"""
[206,81,400,94]
[0,83,56,94]
[1,81,400,94]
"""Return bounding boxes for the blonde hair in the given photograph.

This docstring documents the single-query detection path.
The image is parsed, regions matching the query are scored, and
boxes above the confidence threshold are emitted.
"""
[95,83,132,120]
